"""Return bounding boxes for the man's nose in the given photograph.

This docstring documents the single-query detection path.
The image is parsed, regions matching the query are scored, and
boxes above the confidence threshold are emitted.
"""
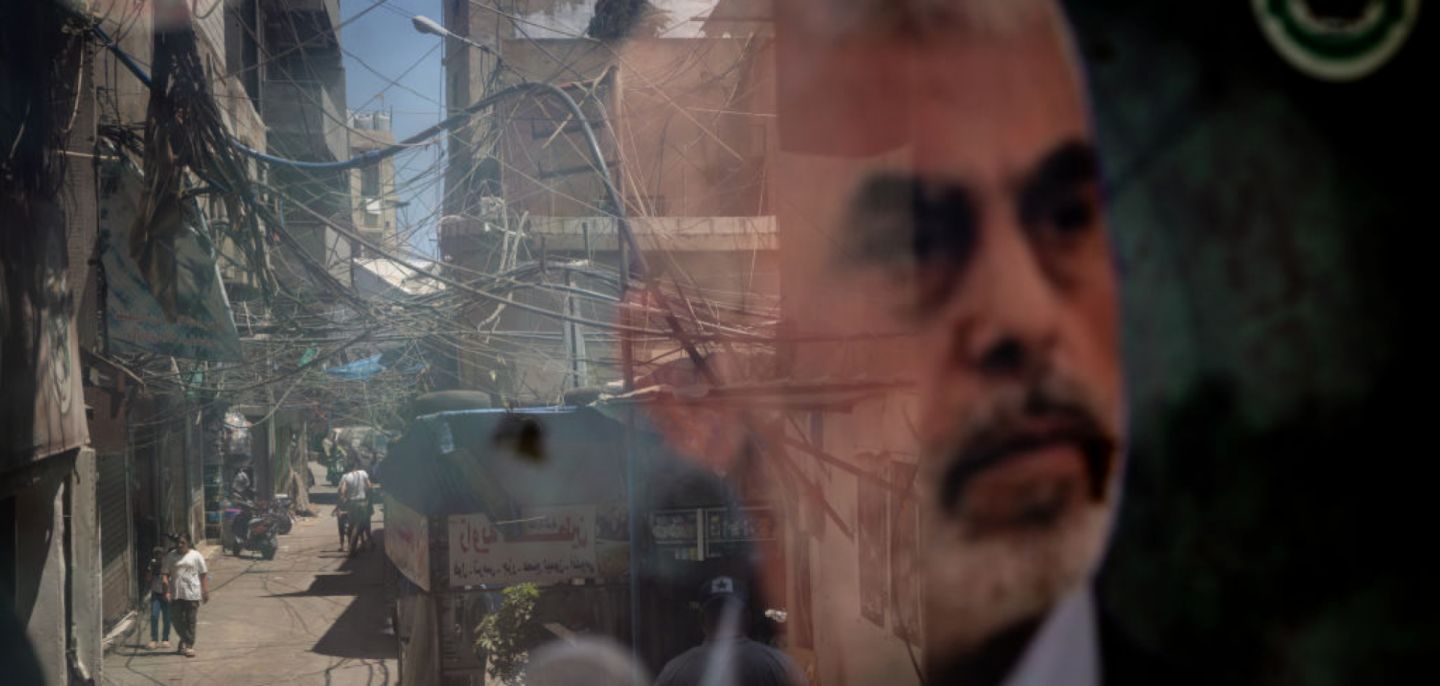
[944,225,1061,379]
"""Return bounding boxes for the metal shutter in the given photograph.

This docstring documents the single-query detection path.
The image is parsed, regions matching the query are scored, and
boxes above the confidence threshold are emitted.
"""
[98,450,135,630]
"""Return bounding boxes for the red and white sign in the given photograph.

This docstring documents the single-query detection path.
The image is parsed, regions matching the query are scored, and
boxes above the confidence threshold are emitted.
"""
[385,495,431,591]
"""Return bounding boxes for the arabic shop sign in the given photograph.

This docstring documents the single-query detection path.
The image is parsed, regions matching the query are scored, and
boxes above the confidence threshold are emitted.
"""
[448,506,597,588]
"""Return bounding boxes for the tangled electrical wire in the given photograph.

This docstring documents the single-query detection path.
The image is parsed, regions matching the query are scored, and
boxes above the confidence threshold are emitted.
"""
[83,6,794,422]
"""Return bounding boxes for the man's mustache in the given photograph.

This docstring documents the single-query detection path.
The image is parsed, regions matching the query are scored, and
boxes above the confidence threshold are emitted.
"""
[939,374,1117,514]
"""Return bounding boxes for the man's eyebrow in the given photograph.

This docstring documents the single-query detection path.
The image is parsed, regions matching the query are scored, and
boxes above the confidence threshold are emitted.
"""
[848,172,925,218]
[1018,139,1099,203]
[840,172,979,268]
[834,173,920,263]
[847,172,975,220]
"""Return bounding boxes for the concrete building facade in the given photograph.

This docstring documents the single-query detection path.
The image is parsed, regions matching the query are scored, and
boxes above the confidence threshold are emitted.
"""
[349,112,400,254]
[438,4,778,404]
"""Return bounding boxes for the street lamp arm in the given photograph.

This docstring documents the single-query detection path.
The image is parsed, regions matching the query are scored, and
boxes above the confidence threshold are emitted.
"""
[411,14,498,55]
[410,15,446,37]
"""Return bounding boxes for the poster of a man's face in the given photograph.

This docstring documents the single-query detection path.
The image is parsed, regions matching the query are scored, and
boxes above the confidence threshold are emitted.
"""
[625,1,1126,683]
[774,1,1124,680]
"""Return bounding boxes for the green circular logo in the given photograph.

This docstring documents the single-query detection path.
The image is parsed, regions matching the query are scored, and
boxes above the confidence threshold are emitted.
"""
[1253,0,1420,81]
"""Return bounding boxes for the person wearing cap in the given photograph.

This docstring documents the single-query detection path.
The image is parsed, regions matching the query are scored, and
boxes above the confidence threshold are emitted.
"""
[654,576,804,686]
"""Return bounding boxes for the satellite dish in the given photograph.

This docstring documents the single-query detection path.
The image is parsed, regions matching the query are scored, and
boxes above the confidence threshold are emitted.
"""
[1253,0,1420,82]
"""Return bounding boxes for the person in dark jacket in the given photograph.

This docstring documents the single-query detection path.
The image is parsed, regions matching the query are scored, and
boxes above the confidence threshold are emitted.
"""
[655,577,803,686]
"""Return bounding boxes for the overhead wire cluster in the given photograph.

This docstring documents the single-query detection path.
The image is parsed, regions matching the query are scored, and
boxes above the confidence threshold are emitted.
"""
[85,0,791,420]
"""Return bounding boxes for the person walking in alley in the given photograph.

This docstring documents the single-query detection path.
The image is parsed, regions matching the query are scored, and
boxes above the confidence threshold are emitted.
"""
[337,459,373,554]
[168,535,209,658]
[143,546,175,650]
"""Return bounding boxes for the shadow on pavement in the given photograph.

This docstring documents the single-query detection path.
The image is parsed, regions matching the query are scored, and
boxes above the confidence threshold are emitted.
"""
[263,529,396,661]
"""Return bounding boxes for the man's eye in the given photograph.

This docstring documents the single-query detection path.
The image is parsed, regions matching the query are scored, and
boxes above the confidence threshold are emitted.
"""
[910,184,978,267]
[842,174,977,271]
[1048,195,1096,234]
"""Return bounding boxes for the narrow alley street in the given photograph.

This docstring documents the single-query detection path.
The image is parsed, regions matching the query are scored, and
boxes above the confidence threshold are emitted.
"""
[102,468,395,686]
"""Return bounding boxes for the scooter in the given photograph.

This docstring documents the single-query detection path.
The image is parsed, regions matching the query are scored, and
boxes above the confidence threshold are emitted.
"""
[269,495,294,535]
[227,500,282,560]
[325,456,343,487]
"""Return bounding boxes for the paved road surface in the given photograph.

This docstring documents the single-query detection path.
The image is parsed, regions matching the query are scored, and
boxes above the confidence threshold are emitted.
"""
[103,466,396,685]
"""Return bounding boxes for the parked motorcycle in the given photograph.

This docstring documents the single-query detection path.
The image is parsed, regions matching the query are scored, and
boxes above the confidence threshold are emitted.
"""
[270,495,294,535]
[226,500,283,559]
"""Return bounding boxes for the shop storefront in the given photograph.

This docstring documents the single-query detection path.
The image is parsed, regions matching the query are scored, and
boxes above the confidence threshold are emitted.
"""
[381,405,791,684]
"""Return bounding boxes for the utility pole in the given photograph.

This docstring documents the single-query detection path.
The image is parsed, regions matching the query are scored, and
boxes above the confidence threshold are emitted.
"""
[563,266,589,389]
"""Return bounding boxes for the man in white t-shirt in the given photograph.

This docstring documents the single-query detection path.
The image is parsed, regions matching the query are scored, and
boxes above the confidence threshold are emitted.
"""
[339,461,369,501]
[167,535,208,658]
[338,461,373,553]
